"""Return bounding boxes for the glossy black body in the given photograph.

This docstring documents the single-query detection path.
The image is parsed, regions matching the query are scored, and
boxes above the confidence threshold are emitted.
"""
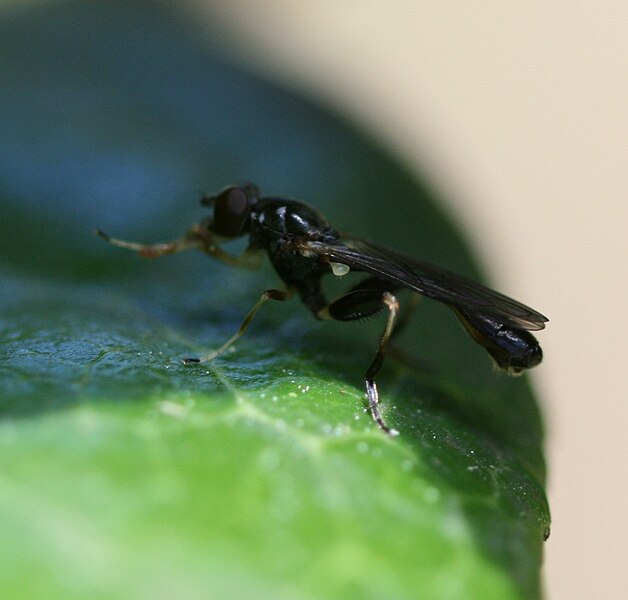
[205,184,547,374]
[248,198,341,314]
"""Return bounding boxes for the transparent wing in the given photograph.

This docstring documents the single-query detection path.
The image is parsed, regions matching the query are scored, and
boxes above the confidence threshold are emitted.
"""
[303,236,548,331]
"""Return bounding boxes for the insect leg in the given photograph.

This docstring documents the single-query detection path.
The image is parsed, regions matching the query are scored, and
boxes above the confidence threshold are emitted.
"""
[95,228,203,258]
[325,286,400,436]
[364,292,400,436]
[183,289,290,364]
[337,277,424,365]
[97,225,262,269]
[203,245,263,270]
[390,292,420,341]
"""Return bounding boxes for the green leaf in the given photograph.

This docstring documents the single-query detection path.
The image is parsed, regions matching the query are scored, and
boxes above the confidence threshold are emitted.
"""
[0,2,549,599]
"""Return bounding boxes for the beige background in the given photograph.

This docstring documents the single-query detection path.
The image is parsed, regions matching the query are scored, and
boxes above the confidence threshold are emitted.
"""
[180,2,627,598]
[3,0,626,597]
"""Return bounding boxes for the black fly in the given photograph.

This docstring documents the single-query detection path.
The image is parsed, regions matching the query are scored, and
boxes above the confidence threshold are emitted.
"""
[96,183,547,436]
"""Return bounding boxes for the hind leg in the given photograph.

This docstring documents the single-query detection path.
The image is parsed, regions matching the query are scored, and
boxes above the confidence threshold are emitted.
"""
[323,284,401,436]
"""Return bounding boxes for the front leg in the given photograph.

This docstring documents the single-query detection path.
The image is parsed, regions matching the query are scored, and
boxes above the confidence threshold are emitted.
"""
[95,226,203,258]
[324,286,401,436]
[204,243,262,270]
[96,223,262,269]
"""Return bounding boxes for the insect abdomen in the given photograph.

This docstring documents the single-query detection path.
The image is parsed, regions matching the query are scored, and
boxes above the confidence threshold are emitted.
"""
[452,308,543,374]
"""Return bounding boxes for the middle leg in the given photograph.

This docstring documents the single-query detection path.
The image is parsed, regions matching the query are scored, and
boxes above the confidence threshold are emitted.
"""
[183,289,290,364]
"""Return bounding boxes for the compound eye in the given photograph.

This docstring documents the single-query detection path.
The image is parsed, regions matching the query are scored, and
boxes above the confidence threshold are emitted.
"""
[212,186,251,237]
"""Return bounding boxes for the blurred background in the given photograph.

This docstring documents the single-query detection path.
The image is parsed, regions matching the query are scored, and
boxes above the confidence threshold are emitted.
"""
[2,1,626,597]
